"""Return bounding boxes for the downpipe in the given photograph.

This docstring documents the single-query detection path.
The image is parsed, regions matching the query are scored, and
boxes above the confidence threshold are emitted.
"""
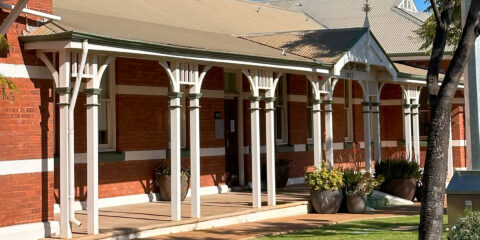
[68,40,88,227]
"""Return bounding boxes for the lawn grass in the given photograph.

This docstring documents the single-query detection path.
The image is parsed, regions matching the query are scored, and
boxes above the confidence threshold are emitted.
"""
[258,215,448,240]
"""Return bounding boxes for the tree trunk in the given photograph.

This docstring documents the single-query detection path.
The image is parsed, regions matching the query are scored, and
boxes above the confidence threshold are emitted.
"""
[419,1,480,239]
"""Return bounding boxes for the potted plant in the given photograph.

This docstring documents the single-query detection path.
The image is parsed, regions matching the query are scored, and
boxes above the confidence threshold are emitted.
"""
[343,169,384,213]
[374,158,422,200]
[155,166,190,201]
[305,161,344,214]
[276,159,291,188]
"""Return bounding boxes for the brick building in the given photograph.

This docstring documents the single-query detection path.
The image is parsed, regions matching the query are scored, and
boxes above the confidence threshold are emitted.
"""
[0,0,466,239]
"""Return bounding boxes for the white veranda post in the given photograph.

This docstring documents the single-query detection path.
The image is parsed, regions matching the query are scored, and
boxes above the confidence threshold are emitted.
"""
[323,78,338,170]
[372,83,385,164]
[85,55,116,234]
[242,69,281,208]
[264,72,282,207]
[401,85,421,162]
[358,80,372,173]
[306,75,324,168]
[57,50,72,239]
[160,61,211,220]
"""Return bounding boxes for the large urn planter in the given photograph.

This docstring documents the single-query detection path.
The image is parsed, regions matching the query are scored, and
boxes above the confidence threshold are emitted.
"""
[276,159,291,188]
[382,178,417,200]
[155,166,190,201]
[346,195,367,214]
[311,189,343,214]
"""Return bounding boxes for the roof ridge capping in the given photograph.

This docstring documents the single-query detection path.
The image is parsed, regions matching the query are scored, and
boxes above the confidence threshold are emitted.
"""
[234,27,367,37]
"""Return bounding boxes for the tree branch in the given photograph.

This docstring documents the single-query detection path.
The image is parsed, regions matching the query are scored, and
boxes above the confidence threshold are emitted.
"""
[430,0,442,25]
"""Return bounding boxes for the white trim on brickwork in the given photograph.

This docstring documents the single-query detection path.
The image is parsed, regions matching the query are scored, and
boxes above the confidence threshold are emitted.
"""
[200,147,226,157]
[453,98,465,104]
[286,177,305,185]
[73,148,226,163]
[0,158,54,175]
[0,63,53,79]
[0,221,59,240]
[287,94,308,103]
[53,185,230,213]
[115,85,225,99]
[125,150,167,161]
[452,140,467,147]
[116,85,168,96]
[293,144,307,152]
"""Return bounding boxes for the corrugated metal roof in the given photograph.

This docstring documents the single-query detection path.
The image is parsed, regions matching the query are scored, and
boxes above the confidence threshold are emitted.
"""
[239,28,367,63]
[27,12,314,63]
[261,0,430,55]
[53,0,324,35]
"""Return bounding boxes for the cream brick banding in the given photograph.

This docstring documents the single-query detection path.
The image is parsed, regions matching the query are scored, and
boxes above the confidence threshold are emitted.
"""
[0,158,54,175]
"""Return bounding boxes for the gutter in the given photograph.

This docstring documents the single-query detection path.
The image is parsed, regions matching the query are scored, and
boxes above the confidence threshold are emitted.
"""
[19,31,334,71]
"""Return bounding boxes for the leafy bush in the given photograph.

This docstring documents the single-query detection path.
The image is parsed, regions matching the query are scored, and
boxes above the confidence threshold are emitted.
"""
[374,158,422,181]
[452,207,480,240]
[305,161,344,191]
[155,166,190,179]
[343,169,384,196]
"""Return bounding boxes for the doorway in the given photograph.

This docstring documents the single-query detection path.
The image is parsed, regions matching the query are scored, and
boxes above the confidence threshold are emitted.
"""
[224,98,239,187]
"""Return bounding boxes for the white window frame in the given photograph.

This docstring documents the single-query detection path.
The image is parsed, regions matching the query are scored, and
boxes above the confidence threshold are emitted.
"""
[344,79,353,142]
[275,75,288,145]
[99,62,116,151]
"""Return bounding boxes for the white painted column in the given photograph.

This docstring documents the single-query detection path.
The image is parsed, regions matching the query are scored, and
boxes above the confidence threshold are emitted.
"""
[312,99,323,168]
[58,50,72,239]
[411,103,421,164]
[403,104,413,161]
[188,92,202,218]
[169,92,182,221]
[362,102,372,172]
[264,94,276,206]
[324,99,334,169]
[85,85,100,234]
[249,96,262,208]
[371,102,382,164]
[448,123,454,178]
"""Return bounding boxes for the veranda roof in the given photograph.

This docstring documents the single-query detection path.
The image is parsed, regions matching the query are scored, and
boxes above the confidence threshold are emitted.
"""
[261,0,431,56]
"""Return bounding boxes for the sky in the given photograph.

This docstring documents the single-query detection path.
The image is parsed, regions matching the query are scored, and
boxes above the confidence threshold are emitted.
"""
[414,0,429,12]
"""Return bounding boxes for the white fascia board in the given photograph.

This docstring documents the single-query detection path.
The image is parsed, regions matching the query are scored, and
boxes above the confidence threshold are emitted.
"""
[334,32,397,81]
[395,77,465,89]
[24,41,73,51]
[26,41,330,74]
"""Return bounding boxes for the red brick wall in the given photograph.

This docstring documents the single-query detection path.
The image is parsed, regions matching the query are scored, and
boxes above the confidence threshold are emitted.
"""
[0,172,54,227]
[0,0,55,227]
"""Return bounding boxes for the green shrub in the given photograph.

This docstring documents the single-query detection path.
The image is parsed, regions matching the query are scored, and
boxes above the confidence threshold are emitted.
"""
[452,208,480,240]
[343,169,384,196]
[305,161,344,191]
[374,158,422,181]
[155,166,190,179]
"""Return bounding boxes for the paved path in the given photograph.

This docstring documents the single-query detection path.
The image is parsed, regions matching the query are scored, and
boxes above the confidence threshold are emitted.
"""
[144,204,421,240]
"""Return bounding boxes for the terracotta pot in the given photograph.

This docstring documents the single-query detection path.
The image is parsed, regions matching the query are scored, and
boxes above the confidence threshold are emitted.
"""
[310,189,343,214]
[414,184,423,202]
[346,195,367,214]
[156,173,190,201]
[276,164,290,188]
[382,178,417,200]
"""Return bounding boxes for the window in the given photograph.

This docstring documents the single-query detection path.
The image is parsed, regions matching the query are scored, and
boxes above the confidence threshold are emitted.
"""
[275,75,288,144]
[224,72,237,93]
[344,80,353,141]
[418,87,430,139]
[98,63,116,151]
